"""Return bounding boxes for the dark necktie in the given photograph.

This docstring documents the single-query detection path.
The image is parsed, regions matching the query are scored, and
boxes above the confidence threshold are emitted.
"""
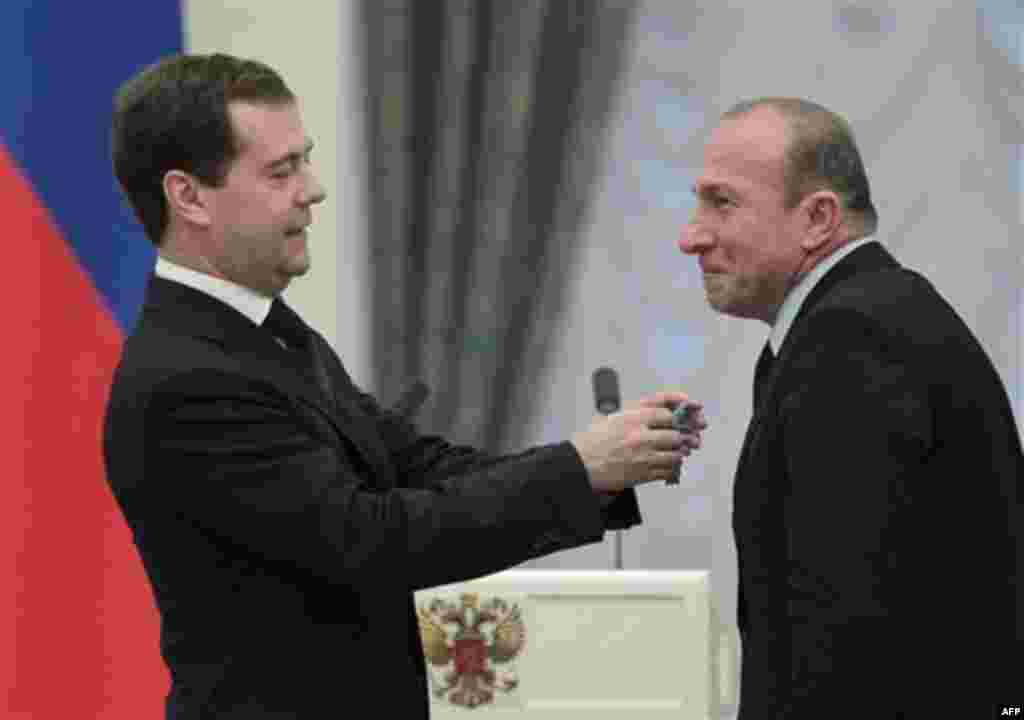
[753,342,775,413]
[265,300,393,481]
[264,298,312,355]
[263,297,330,395]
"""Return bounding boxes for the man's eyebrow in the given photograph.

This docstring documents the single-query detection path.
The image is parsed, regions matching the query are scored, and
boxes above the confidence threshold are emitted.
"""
[264,139,314,170]
[692,182,728,196]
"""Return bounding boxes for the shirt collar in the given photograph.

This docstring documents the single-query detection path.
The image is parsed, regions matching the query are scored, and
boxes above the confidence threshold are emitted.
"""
[154,256,274,327]
[769,237,877,353]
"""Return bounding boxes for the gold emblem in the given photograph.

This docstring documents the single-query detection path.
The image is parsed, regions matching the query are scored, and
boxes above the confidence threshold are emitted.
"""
[418,594,526,709]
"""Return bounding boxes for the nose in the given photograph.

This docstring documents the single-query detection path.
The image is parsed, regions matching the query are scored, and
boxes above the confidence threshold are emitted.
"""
[299,168,327,207]
[678,222,710,255]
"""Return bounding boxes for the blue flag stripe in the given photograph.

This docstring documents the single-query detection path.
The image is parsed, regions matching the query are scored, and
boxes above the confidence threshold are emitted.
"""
[0,2,183,332]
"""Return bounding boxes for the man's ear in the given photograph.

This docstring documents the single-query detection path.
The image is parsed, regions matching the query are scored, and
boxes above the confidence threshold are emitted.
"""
[800,190,842,252]
[163,170,212,228]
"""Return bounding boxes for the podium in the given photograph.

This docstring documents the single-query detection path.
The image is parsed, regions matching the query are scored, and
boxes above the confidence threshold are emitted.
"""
[414,570,737,718]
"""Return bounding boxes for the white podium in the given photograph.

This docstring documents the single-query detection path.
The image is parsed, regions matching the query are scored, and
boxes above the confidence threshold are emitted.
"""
[414,570,737,718]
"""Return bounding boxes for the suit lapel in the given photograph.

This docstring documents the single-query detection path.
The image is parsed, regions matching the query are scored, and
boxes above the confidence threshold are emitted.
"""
[142,275,396,488]
[303,329,397,489]
[735,242,901,479]
[234,344,397,488]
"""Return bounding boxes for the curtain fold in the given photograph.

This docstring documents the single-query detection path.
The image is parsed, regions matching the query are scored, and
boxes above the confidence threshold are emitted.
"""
[361,0,639,451]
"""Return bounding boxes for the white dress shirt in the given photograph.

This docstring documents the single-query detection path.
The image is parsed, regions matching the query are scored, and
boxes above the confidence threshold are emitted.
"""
[154,256,273,327]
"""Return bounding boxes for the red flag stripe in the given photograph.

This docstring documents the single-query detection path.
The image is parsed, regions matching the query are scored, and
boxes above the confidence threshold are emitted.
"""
[0,142,167,716]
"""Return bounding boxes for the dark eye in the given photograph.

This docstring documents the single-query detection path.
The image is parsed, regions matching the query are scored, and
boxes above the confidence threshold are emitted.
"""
[272,153,310,179]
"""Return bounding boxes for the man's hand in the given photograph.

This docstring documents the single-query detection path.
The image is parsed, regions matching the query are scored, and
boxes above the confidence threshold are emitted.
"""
[629,390,707,438]
[628,390,706,421]
[570,391,706,493]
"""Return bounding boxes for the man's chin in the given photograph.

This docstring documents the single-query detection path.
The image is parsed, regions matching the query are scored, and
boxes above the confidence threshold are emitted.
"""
[706,290,752,319]
[269,262,309,294]
[704,279,758,319]
[283,256,311,278]
[704,285,734,314]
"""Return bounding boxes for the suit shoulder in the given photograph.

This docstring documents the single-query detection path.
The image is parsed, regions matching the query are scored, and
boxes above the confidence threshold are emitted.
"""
[811,266,965,345]
[793,265,1005,402]
[109,322,279,408]
[820,264,933,313]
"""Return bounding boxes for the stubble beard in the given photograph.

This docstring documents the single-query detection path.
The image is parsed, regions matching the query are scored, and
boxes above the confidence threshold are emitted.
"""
[703,272,738,314]
[703,272,760,320]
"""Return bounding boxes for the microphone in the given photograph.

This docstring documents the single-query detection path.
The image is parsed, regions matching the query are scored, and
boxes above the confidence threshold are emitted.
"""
[392,380,430,419]
[593,366,624,570]
[592,367,691,486]
[592,367,621,415]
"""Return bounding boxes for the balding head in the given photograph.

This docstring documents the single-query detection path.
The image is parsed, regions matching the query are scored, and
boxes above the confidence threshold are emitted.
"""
[723,98,878,238]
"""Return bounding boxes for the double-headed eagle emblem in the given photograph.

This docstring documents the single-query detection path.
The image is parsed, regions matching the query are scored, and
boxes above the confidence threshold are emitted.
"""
[418,593,526,708]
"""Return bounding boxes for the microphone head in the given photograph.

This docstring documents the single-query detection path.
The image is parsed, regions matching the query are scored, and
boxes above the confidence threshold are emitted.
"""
[592,366,621,415]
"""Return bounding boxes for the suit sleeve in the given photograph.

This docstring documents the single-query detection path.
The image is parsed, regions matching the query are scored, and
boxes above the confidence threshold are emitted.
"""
[349,386,643,536]
[147,369,614,592]
[777,308,933,715]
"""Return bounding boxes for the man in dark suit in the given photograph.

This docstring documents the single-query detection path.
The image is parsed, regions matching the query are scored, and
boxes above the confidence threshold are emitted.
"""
[103,53,704,718]
[679,97,1021,718]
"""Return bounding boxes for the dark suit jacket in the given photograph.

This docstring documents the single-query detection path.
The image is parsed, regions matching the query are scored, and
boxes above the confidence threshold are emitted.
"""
[734,242,1022,719]
[103,275,641,719]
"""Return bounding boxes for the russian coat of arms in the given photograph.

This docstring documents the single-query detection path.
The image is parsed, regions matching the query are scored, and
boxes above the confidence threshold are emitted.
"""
[418,592,526,709]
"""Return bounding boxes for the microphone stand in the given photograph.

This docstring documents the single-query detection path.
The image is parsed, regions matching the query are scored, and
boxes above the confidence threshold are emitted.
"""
[593,368,624,570]
[596,400,623,571]
[613,526,623,570]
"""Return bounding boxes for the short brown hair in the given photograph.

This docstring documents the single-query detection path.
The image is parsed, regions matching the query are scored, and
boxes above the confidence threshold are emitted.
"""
[725,97,878,237]
[111,53,295,245]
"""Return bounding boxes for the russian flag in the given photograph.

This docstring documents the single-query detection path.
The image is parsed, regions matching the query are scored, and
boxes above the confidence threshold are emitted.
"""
[1,3,182,717]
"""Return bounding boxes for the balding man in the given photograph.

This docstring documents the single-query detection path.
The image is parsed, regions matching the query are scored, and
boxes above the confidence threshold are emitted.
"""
[680,97,1021,718]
